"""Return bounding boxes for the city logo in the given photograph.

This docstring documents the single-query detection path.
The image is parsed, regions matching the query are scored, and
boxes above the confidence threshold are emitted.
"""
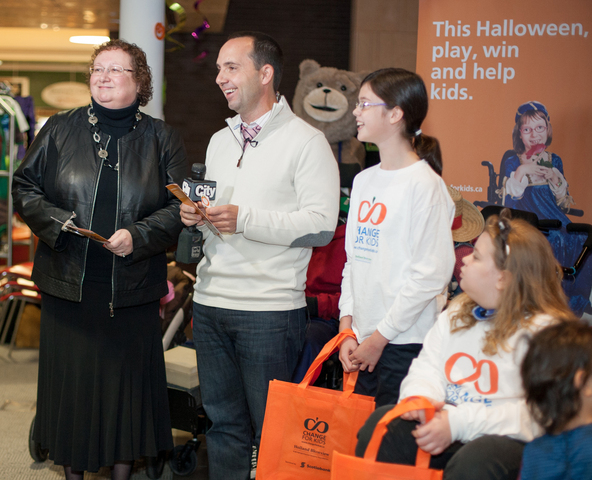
[444,352,499,395]
[195,184,216,199]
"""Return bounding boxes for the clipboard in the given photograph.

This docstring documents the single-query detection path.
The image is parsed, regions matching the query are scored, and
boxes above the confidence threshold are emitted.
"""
[166,184,223,238]
[51,216,109,243]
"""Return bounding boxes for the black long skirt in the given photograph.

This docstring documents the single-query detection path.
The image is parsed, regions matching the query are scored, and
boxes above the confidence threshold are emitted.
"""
[34,281,173,472]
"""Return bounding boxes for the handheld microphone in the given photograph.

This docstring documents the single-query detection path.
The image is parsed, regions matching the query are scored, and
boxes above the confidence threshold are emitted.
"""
[182,163,217,202]
[176,163,217,264]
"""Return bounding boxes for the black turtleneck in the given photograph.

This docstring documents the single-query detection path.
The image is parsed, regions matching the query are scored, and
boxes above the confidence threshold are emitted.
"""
[85,98,141,283]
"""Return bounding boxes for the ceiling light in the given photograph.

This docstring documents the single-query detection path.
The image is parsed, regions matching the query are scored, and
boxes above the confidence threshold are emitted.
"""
[69,35,110,45]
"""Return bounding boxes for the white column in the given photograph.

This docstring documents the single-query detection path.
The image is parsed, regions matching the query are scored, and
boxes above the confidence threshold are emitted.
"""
[119,0,165,119]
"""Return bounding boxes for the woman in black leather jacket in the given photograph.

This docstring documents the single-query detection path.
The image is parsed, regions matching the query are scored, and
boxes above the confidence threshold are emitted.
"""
[12,39,187,480]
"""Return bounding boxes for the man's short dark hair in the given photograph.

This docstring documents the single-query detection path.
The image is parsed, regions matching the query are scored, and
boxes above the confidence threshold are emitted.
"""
[228,31,284,92]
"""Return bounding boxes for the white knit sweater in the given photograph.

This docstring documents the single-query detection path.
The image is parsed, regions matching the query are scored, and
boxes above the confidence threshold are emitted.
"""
[193,97,340,311]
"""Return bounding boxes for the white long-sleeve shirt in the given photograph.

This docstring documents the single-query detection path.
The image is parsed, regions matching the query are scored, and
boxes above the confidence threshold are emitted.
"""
[193,97,340,311]
[400,307,553,443]
[339,160,455,344]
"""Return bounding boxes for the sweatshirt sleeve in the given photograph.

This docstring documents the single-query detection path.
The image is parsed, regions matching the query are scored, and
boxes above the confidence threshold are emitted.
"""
[445,399,542,444]
[235,133,340,248]
[376,198,454,340]
[399,310,450,402]
[338,191,359,319]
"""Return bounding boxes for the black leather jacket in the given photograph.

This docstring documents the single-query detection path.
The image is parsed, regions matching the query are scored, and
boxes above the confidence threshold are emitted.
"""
[12,106,187,309]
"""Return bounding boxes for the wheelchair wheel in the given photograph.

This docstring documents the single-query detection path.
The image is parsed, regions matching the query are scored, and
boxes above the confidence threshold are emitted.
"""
[28,416,49,462]
[169,444,198,476]
[145,451,167,479]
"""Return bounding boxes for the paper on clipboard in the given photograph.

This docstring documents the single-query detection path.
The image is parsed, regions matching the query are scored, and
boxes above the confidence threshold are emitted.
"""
[51,216,109,243]
[166,184,223,238]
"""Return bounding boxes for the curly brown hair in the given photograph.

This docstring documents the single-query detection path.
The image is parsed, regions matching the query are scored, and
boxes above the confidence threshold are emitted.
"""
[87,39,153,106]
[450,208,574,355]
[522,321,591,434]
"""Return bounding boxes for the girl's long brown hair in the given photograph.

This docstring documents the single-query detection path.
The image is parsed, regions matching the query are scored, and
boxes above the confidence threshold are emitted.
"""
[362,68,443,176]
[450,209,574,355]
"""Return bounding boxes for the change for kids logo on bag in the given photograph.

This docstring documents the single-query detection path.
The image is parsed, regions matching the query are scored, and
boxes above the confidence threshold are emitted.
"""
[256,330,375,480]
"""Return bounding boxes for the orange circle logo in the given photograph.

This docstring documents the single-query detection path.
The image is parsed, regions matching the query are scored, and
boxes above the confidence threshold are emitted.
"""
[155,23,165,40]
[445,352,499,395]
[358,201,387,225]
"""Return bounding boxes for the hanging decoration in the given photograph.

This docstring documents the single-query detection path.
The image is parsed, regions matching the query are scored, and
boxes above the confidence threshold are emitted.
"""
[164,0,187,52]
[162,1,211,58]
[192,0,210,62]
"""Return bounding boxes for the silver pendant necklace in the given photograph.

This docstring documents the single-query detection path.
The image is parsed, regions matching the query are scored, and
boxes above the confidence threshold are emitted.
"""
[87,104,142,171]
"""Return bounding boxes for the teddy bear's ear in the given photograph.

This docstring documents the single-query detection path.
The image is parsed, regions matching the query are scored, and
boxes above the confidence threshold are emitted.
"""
[299,59,321,79]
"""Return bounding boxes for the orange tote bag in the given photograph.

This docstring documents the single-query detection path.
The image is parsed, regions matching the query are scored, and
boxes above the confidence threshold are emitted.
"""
[331,396,444,480]
[256,329,375,480]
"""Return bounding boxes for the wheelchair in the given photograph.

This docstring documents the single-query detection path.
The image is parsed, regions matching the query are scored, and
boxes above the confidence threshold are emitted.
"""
[473,149,584,218]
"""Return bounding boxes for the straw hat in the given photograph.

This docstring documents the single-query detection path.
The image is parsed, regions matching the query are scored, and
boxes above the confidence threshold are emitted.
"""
[447,186,485,242]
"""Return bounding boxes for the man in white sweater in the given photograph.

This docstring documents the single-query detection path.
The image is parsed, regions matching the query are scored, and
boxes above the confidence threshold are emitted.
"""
[179,31,339,479]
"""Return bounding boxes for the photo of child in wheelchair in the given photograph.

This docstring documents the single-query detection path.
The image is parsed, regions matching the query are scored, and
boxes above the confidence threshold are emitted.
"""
[475,101,592,318]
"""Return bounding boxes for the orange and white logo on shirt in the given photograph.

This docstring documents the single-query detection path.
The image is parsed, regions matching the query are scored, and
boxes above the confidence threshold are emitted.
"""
[445,352,499,395]
[358,200,387,225]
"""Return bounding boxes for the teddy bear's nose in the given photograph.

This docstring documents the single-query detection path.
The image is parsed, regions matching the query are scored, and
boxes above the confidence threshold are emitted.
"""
[323,88,331,94]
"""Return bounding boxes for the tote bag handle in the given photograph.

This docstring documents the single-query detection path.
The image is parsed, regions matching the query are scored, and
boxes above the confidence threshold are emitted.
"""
[299,328,359,397]
[364,396,436,468]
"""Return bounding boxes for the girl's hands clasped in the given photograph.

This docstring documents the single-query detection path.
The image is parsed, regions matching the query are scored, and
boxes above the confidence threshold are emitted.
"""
[348,330,390,373]
[339,336,360,373]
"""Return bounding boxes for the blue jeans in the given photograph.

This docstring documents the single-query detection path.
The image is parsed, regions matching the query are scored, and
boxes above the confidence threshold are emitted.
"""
[192,303,307,480]
[291,317,339,383]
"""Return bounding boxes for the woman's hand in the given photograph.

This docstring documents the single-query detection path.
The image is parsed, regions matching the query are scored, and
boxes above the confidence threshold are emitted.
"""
[180,202,205,227]
[348,330,390,373]
[105,229,133,257]
[400,398,444,423]
[411,409,452,455]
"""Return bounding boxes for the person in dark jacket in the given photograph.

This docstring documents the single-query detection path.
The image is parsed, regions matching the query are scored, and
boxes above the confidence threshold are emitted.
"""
[12,39,187,480]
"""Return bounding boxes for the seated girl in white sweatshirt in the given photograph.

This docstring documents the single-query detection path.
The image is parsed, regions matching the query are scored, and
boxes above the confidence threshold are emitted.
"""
[355,208,575,480]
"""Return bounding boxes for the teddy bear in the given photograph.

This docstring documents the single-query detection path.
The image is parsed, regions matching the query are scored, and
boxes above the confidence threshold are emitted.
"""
[293,59,367,168]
